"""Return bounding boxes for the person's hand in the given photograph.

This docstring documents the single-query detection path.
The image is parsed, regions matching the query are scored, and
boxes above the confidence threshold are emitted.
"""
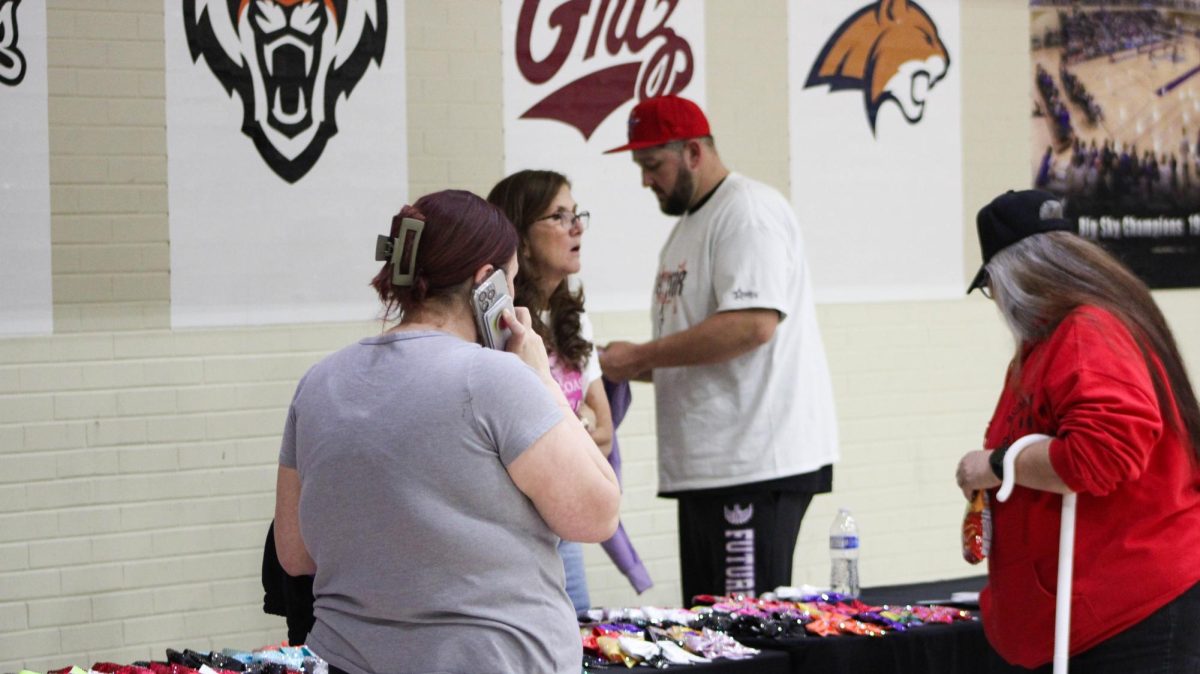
[503,306,550,375]
[578,402,597,435]
[956,450,1001,500]
[599,341,646,381]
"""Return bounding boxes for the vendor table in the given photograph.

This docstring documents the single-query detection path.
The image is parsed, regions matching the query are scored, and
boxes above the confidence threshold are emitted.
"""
[620,576,989,674]
[739,575,990,674]
[742,618,984,674]
[857,575,986,607]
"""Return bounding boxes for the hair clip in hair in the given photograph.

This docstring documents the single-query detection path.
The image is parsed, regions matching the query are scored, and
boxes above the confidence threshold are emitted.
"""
[375,234,395,262]
[374,217,425,287]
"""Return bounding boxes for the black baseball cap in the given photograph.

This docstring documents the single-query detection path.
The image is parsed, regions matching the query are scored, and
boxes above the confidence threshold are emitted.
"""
[967,189,1075,294]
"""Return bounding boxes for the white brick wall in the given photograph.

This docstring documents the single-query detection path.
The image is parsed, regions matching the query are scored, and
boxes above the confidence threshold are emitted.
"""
[46,0,170,334]
[0,321,363,670]
[2,0,1199,670]
[406,1,503,199]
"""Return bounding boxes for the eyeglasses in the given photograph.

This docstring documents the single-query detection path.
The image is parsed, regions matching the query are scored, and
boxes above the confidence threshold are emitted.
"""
[536,210,590,232]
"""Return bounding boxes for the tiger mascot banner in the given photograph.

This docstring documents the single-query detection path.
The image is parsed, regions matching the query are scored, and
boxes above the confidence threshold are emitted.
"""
[0,0,52,335]
[790,0,963,302]
[501,0,706,311]
[165,0,406,327]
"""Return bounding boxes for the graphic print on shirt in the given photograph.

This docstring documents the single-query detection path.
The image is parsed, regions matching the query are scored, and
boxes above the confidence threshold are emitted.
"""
[182,0,387,183]
[0,0,26,86]
[548,352,585,413]
[655,261,688,332]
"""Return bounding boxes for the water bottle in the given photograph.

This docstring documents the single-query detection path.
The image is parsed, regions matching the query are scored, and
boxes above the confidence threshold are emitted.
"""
[829,507,860,597]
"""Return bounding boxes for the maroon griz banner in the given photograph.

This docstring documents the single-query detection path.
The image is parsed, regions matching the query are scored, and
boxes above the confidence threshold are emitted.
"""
[515,0,694,139]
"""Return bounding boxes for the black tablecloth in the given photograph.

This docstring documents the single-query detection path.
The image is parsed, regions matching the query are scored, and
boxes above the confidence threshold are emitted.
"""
[741,619,986,674]
[705,576,990,674]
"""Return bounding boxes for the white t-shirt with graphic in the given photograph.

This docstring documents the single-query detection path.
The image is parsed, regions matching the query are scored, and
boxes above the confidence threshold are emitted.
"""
[651,173,839,493]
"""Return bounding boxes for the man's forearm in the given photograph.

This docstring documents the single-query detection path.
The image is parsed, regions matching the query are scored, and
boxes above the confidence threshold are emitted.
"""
[636,309,778,370]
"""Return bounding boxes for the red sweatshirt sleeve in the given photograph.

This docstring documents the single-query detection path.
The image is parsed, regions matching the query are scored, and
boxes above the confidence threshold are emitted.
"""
[1043,308,1164,496]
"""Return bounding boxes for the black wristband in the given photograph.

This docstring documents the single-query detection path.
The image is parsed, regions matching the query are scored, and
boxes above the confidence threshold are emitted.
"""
[989,445,1009,480]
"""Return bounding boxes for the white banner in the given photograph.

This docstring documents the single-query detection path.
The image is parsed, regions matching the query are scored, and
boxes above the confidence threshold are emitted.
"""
[165,0,406,327]
[0,0,52,336]
[789,0,963,302]
[502,0,706,312]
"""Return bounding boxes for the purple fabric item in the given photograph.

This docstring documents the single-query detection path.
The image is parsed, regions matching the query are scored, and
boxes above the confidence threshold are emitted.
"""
[600,376,653,594]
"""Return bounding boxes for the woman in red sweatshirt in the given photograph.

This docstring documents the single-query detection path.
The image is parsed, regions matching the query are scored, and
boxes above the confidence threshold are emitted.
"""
[956,189,1200,673]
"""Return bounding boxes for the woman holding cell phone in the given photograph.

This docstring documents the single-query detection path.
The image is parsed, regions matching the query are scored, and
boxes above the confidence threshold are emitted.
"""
[272,189,619,674]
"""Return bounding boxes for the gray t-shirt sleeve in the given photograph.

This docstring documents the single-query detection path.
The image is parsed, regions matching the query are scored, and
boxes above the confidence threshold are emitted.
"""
[279,405,298,468]
[469,350,564,467]
[279,371,311,468]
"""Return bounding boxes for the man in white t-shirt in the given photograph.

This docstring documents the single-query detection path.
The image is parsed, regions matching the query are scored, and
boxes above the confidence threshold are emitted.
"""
[600,95,839,605]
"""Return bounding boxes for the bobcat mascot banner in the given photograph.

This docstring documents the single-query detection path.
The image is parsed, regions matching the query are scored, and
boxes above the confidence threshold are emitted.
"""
[502,0,706,311]
[0,0,52,336]
[165,0,406,327]
[789,0,963,301]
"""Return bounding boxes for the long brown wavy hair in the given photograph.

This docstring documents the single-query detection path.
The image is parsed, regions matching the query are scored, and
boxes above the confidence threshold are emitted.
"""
[486,170,591,370]
[988,231,1200,462]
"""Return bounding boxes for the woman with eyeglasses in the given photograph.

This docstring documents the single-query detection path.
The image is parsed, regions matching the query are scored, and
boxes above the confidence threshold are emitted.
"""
[487,170,614,615]
[956,189,1200,673]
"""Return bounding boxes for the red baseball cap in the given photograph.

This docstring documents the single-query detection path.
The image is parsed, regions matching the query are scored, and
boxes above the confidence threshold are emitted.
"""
[603,95,711,154]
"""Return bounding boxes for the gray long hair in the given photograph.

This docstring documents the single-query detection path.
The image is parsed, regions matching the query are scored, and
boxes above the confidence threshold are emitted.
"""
[986,232,1109,343]
[984,230,1200,461]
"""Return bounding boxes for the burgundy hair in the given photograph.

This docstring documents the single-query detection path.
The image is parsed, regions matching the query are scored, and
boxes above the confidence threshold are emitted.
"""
[371,190,518,321]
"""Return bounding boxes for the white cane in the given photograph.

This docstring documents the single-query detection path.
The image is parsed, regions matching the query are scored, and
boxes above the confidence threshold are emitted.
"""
[995,433,1076,674]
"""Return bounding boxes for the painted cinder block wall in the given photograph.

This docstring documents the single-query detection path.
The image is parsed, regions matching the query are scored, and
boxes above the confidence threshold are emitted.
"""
[2,0,1199,669]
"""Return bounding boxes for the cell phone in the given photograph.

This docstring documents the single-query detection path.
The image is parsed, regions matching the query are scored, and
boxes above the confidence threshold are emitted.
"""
[471,268,513,350]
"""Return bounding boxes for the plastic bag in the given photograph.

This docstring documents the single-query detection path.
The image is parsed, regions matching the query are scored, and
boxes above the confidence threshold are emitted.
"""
[961,490,990,564]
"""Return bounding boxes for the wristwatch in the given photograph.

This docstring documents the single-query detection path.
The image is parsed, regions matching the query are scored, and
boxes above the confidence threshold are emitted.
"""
[989,445,1009,480]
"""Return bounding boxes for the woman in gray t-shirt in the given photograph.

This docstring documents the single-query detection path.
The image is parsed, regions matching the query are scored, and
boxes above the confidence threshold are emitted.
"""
[273,190,620,674]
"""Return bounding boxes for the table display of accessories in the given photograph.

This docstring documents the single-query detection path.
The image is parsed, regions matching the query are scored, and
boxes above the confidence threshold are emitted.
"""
[580,592,976,668]
[11,646,327,674]
[10,593,977,673]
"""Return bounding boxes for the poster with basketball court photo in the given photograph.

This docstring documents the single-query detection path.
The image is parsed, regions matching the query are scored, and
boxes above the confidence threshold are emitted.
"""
[1030,0,1200,288]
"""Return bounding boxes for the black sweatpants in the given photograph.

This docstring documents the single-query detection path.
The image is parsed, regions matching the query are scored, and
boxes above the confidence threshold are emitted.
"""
[676,489,815,606]
[986,580,1200,674]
